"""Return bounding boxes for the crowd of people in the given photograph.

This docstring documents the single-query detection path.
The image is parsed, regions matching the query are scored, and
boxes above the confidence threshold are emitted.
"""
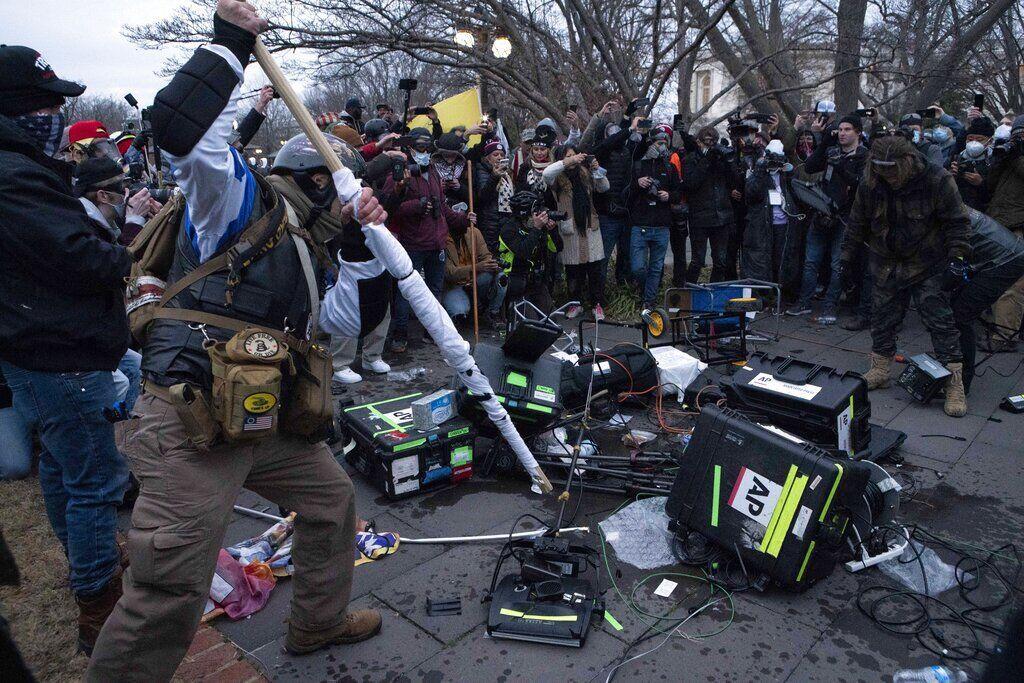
[1,0,1024,680]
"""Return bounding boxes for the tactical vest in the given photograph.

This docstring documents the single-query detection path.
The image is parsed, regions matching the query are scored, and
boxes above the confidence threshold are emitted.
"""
[141,178,320,391]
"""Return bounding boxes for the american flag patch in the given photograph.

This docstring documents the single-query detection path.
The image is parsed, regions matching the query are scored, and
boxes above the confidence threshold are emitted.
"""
[243,415,274,431]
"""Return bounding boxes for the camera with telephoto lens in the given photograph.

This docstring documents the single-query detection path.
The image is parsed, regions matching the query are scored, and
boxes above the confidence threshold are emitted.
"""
[392,160,423,181]
[129,181,173,205]
[421,196,442,219]
[646,178,662,196]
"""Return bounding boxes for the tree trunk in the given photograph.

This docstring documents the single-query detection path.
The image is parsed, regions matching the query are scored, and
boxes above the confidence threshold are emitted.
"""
[833,0,868,114]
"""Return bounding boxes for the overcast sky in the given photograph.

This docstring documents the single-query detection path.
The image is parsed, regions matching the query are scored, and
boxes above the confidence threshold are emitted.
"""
[4,1,303,108]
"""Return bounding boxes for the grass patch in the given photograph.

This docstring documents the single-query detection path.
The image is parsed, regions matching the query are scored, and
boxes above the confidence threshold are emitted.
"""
[0,478,88,681]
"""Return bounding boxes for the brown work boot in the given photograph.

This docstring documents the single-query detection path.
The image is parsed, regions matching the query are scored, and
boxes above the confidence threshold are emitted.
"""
[285,609,382,655]
[76,570,123,656]
[862,352,893,390]
[943,362,968,418]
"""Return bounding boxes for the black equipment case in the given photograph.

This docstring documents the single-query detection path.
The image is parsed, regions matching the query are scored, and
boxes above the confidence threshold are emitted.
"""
[459,342,563,436]
[666,405,869,590]
[723,353,871,454]
[340,392,475,499]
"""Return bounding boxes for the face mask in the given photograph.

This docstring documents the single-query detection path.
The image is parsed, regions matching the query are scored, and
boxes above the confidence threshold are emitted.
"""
[413,151,431,166]
[606,125,621,137]
[797,140,814,159]
[931,127,950,144]
[912,130,922,144]
[99,190,127,224]
[13,111,66,157]
[965,141,986,159]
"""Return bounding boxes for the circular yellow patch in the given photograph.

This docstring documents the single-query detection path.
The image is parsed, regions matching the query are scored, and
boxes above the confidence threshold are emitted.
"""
[244,392,277,414]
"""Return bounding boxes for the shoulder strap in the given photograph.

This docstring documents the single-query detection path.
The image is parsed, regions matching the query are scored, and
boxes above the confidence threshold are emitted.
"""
[284,201,321,343]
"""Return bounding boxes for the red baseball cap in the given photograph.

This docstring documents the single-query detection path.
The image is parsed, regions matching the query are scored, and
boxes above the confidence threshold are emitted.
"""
[68,120,110,146]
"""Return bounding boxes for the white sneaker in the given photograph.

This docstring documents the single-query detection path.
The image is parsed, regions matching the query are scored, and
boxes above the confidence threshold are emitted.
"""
[364,359,391,374]
[332,367,362,384]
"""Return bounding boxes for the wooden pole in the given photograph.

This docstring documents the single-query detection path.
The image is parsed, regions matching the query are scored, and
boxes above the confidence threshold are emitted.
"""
[466,159,479,344]
[252,39,342,175]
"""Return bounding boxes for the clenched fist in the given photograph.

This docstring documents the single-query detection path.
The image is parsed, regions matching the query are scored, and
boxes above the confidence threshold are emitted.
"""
[216,0,269,35]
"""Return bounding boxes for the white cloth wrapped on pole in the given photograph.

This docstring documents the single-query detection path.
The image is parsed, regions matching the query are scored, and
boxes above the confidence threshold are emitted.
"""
[324,169,551,493]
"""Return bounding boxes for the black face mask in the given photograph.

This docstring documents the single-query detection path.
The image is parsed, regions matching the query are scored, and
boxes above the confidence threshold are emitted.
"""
[294,171,338,208]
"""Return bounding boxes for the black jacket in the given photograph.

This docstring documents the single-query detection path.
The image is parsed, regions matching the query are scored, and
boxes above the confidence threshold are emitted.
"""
[681,146,739,229]
[622,156,682,228]
[804,140,867,218]
[743,165,798,282]
[473,161,513,253]
[591,125,635,217]
[0,115,131,372]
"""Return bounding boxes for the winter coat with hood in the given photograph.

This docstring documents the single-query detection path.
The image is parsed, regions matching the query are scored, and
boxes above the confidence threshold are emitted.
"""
[0,114,131,372]
[542,159,608,266]
[843,139,971,283]
[588,119,635,217]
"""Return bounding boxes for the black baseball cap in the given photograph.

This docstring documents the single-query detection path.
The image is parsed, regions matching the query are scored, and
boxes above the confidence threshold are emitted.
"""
[73,158,127,197]
[345,96,365,110]
[0,45,85,116]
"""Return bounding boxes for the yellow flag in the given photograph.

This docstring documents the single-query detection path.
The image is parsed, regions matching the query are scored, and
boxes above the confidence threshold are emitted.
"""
[408,87,484,144]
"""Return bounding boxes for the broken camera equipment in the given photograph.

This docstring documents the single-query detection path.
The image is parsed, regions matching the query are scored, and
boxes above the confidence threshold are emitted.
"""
[485,533,604,647]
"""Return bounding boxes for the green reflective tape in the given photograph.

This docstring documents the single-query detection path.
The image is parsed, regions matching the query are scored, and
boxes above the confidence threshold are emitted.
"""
[393,438,426,452]
[710,465,722,527]
[525,402,554,414]
[797,540,816,582]
[819,462,844,523]
[760,465,798,553]
[766,474,807,558]
[507,372,528,388]
[345,392,422,412]
[447,427,469,438]
[603,611,624,631]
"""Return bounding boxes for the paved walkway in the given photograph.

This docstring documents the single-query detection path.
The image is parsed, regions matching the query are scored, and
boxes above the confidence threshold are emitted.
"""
[211,310,1023,682]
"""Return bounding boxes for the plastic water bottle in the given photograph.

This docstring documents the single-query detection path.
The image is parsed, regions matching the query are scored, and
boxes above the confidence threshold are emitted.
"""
[892,666,968,683]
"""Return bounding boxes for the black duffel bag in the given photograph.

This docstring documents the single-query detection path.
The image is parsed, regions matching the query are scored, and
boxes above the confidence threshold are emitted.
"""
[561,345,659,409]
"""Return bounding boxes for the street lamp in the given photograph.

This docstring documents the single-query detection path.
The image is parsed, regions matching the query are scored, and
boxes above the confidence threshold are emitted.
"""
[454,27,476,48]
[491,35,512,59]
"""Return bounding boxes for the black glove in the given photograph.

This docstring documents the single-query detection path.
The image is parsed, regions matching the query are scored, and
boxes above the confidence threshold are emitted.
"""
[821,129,838,148]
[941,257,971,292]
[680,131,699,154]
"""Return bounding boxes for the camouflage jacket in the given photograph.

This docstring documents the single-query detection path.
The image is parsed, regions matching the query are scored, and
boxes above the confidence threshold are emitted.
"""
[843,164,971,282]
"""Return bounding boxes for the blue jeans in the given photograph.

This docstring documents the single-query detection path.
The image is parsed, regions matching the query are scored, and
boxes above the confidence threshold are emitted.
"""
[394,248,446,335]
[599,214,631,286]
[0,405,33,479]
[113,348,142,411]
[0,362,128,595]
[442,271,507,317]
[630,226,671,306]
[798,225,843,311]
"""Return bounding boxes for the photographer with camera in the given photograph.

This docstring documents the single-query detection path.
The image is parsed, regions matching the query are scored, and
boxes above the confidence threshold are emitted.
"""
[0,44,132,655]
[543,144,609,319]
[380,127,474,353]
[74,157,163,246]
[586,100,637,290]
[790,114,868,326]
[681,125,740,283]
[473,139,515,254]
[983,114,1024,352]
[498,190,564,315]
[897,112,945,168]
[743,140,797,286]
[624,127,681,311]
[950,116,995,211]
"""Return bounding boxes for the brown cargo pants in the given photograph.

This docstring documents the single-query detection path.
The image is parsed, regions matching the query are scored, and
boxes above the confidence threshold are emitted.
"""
[86,392,356,682]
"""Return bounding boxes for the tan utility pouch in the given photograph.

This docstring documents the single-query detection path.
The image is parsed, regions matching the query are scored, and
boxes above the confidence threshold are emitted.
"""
[168,383,221,451]
[125,193,185,344]
[207,327,291,442]
[281,342,333,437]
